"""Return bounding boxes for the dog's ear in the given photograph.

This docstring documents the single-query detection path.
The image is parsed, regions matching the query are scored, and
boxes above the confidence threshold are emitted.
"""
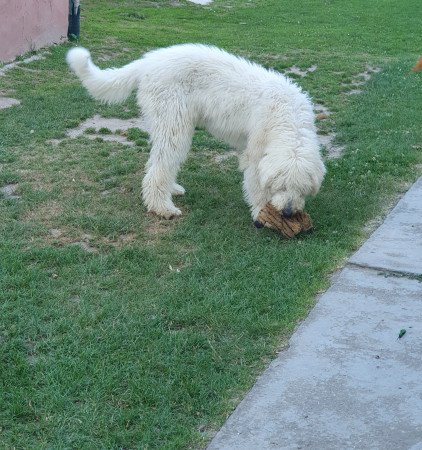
[258,151,326,196]
[309,159,326,195]
[257,154,283,191]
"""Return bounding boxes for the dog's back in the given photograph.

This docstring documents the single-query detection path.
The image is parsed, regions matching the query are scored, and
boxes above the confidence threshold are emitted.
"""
[137,44,308,146]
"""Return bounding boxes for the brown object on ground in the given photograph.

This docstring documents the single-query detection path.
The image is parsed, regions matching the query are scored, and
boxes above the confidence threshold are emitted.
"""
[316,113,329,121]
[411,58,422,72]
[256,203,313,238]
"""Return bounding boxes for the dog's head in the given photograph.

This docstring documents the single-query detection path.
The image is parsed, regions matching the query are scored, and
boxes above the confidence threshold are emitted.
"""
[258,144,325,216]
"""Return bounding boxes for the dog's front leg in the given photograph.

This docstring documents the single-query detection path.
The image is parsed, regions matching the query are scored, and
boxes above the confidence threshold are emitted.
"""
[242,166,269,220]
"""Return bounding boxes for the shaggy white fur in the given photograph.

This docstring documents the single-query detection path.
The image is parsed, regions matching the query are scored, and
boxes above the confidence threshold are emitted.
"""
[67,44,325,220]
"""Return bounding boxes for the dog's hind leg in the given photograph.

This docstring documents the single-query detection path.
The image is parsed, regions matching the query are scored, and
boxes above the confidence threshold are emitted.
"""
[142,112,193,219]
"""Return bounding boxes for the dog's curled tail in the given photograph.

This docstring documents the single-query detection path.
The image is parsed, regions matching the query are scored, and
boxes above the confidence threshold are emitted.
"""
[66,47,140,104]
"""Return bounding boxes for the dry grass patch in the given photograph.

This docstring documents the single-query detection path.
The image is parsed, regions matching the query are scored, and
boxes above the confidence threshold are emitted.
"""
[24,200,63,225]
[145,216,176,237]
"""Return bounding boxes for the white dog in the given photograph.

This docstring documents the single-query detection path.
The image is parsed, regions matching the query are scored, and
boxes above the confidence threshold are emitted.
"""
[67,44,325,220]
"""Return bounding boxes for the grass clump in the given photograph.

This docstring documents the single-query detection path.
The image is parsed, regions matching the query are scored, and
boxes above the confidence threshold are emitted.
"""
[125,127,150,148]
[126,127,149,141]
[84,126,97,134]
[98,127,112,134]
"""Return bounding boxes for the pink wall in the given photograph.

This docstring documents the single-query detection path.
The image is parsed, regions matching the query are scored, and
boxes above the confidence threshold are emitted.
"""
[0,0,68,63]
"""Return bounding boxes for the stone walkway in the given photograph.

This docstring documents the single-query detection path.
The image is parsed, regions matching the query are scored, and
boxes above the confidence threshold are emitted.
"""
[208,177,422,450]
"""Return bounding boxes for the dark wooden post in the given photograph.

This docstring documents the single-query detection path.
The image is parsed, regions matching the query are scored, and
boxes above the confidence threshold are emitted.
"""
[68,0,80,39]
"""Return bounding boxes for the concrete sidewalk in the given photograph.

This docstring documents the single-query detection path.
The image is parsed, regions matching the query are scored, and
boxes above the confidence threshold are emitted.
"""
[208,177,422,450]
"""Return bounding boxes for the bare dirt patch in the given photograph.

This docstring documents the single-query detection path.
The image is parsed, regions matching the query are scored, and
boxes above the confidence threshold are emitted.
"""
[49,228,63,239]
[318,133,344,160]
[314,103,332,121]
[0,97,20,109]
[46,229,99,253]
[285,65,317,77]
[145,219,173,237]
[49,115,149,147]
[188,0,213,4]
[97,233,139,249]
[25,201,63,224]
[1,183,20,199]
[343,65,381,95]
[45,227,141,252]
[313,104,345,159]
[70,240,99,253]
[97,47,131,62]
[213,151,238,164]
[316,64,382,157]
[43,220,175,251]
[0,53,47,77]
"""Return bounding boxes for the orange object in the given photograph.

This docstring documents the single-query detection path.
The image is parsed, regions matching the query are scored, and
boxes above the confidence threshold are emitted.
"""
[412,58,422,72]
[255,203,313,238]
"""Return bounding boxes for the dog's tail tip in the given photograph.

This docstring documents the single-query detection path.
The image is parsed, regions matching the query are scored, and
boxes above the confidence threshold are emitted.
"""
[66,47,91,71]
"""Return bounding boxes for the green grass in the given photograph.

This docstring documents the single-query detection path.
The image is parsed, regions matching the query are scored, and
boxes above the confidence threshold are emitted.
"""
[1,0,421,448]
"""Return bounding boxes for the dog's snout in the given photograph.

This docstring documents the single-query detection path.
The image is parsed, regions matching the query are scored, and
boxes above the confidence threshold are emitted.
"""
[282,205,293,218]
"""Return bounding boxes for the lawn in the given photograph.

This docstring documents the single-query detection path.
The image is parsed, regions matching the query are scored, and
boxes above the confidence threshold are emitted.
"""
[1,0,421,448]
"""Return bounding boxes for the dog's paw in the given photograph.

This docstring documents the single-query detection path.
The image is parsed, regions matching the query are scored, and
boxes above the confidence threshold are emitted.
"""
[151,206,182,220]
[163,208,182,219]
[171,183,186,196]
[165,207,182,219]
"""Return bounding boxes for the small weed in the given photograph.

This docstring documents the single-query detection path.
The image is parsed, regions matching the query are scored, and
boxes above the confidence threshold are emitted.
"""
[98,127,112,135]
[0,170,21,185]
[136,138,149,149]
[121,12,146,20]
[126,127,149,142]
[0,149,17,164]
[64,119,80,129]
